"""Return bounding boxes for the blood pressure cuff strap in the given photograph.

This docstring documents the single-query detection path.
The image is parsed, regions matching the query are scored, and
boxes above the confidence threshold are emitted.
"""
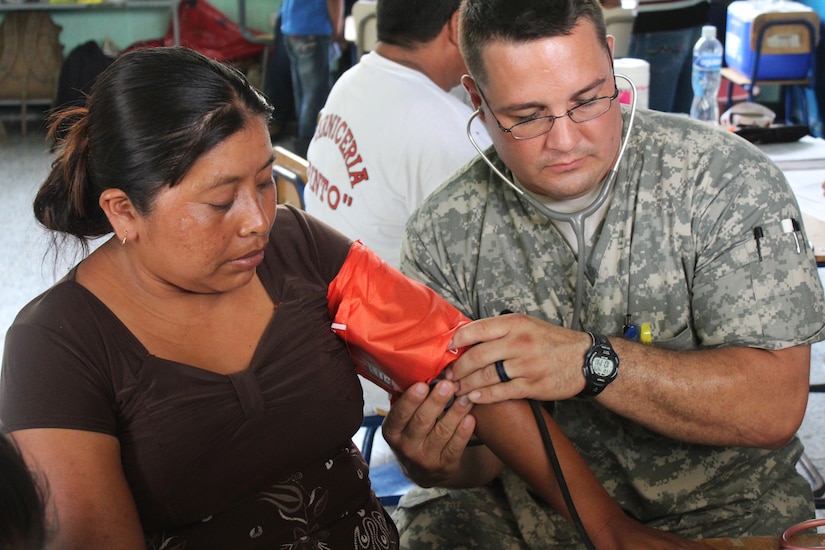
[327,240,471,396]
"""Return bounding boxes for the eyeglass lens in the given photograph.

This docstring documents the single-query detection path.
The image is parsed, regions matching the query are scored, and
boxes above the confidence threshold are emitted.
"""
[509,88,618,140]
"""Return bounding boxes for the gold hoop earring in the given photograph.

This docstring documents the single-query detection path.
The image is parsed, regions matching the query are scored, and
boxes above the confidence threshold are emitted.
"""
[121,231,127,246]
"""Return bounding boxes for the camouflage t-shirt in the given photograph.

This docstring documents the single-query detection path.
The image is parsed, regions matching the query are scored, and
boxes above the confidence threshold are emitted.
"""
[399,108,825,542]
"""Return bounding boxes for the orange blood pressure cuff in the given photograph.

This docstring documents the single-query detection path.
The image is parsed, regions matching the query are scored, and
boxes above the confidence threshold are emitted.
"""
[327,241,471,396]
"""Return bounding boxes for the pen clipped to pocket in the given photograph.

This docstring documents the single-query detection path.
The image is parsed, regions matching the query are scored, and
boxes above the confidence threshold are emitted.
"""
[751,218,806,262]
[780,217,802,254]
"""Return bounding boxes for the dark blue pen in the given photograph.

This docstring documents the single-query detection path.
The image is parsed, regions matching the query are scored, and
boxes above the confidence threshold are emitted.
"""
[753,227,763,261]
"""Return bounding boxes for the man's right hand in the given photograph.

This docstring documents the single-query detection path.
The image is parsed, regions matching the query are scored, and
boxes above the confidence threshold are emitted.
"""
[381,380,480,487]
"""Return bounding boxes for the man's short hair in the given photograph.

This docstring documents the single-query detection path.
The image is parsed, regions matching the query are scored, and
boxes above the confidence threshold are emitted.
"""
[459,0,610,85]
[376,0,461,48]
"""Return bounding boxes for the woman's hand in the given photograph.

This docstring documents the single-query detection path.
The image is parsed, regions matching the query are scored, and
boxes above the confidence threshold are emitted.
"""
[381,381,503,488]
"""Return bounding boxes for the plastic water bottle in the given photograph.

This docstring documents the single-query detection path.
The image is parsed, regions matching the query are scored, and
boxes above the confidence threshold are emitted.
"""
[690,25,723,124]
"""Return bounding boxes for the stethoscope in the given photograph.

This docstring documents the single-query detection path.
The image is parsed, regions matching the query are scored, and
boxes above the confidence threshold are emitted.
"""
[465,73,638,331]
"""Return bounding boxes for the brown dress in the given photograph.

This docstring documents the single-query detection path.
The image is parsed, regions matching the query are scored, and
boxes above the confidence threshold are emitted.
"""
[0,206,399,549]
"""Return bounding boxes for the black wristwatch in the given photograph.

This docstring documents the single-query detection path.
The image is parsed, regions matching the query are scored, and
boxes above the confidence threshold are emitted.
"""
[578,333,619,397]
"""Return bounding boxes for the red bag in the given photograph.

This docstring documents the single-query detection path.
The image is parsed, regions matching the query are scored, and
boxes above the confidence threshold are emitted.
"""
[327,241,472,396]
[164,0,266,62]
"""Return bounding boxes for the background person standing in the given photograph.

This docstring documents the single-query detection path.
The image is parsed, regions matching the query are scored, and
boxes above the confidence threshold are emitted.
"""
[280,0,344,156]
[627,0,710,113]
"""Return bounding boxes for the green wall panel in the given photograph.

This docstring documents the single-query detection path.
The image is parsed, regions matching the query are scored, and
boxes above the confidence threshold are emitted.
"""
[0,0,281,56]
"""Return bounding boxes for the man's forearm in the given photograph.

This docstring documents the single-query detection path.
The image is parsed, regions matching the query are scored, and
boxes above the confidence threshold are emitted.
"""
[599,342,810,448]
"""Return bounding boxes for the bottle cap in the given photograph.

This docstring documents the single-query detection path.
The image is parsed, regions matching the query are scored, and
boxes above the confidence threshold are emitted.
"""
[702,25,717,39]
[640,323,653,345]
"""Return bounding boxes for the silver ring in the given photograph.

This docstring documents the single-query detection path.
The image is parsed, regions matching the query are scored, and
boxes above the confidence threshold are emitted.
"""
[495,360,511,383]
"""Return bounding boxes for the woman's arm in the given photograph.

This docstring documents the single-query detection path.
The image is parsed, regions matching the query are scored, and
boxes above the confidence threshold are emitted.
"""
[11,428,145,550]
[473,400,712,550]
[384,388,711,548]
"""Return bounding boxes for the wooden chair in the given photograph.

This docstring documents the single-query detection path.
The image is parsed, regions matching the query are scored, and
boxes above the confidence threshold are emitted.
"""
[722,18,818,126]
[0,11,63,136]
[273,145,307,209]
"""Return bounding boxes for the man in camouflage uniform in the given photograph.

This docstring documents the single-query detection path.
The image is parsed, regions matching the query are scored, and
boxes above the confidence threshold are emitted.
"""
[381,0,825,547]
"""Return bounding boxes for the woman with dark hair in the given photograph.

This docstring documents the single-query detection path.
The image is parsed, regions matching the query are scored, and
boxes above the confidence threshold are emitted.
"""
[1,46,400,550]
[0,46,707,549]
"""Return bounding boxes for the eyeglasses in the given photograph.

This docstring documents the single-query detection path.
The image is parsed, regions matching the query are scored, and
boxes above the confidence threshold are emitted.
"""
[477,82,620,140]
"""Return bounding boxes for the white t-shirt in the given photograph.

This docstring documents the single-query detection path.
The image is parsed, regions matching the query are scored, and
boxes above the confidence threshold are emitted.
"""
[304,51,492,268]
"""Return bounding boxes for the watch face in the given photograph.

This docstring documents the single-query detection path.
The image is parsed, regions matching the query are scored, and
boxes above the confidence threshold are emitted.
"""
[591,355,615,377]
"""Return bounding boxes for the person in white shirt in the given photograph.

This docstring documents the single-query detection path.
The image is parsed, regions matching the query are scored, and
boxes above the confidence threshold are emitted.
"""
[304,0,492,269]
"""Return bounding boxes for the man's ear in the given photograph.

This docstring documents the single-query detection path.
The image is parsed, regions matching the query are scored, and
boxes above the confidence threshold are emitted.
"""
[99,188,139,243]
[462,74,484,117]
[447,10,460,46]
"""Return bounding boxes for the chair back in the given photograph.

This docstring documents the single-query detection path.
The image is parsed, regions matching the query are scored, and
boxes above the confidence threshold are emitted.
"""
[353,0,378,59]
[273,146,307,209]
[603,7,635,59]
